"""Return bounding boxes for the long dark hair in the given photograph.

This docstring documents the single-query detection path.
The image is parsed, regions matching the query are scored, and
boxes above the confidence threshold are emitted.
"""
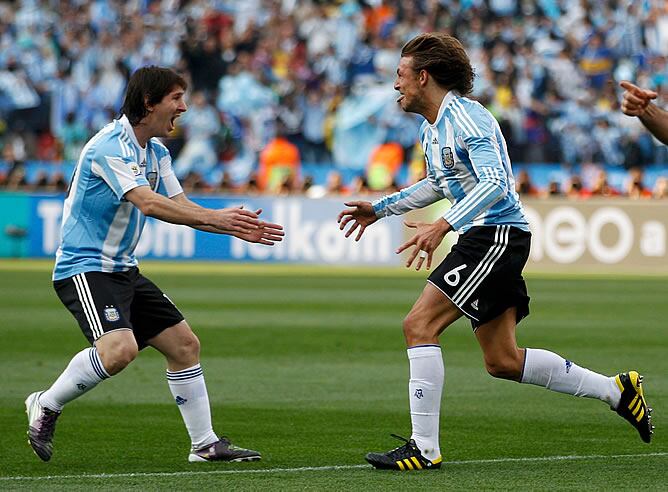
[401,33,474,95]
[120,66,187,125]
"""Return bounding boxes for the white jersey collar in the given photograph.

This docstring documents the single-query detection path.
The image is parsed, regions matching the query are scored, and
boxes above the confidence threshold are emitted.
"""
[428,90,460,128]
[119,114,146,150]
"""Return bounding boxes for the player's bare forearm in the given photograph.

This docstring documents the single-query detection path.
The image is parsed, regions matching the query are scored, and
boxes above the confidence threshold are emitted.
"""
[165,195,215,233]
[639,104,668,145]
[126,187,260,234]
[126,187,209,226]
[170,192,283,240]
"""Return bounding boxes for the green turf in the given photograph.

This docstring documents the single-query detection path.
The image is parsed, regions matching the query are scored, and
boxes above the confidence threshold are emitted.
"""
[0,261,666,490]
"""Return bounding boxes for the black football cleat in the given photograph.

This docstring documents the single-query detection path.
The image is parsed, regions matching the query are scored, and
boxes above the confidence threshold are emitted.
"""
[365,434,442,471]
[25,391,61,462]
[614,371,653,443]
[188,436,261,462]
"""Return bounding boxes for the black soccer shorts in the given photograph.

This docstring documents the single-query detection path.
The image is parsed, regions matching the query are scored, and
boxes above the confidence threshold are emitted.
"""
[428,225,531,329]
[53,267,184,348]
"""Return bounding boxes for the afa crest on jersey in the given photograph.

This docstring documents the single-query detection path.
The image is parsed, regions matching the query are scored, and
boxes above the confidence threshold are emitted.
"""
[441,147,454,169]
[104,306,120,322]
[147,171,158,190]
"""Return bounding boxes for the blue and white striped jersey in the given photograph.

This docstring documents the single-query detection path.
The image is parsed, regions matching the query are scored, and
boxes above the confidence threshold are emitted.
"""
[373,91,529,233]
[53,115,183,281]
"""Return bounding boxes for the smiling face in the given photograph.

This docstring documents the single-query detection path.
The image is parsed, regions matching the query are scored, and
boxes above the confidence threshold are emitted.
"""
[394,56,425,115]
[144,86,187,138]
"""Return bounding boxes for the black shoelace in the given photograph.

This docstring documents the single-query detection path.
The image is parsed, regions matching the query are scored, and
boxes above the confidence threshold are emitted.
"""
[384,434,414,459]
[37,410,59,440]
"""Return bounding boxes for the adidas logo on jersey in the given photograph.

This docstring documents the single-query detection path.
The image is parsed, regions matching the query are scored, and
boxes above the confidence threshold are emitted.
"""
[471,299,479,310]
[431,137,438,145]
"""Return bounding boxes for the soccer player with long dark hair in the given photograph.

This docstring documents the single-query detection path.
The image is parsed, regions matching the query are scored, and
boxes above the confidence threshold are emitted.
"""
[338,33,653,471]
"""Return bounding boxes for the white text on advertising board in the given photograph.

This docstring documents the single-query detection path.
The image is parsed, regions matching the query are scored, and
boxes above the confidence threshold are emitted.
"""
[37,200,194,257]
[524,205,665,264]
[231,201,392,263]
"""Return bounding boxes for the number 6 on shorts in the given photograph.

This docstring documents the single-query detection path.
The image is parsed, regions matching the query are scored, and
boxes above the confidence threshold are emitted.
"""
[444,264,467,287]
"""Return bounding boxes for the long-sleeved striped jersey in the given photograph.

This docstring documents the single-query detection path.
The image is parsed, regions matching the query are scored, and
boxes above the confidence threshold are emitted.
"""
[53,115,183,281]
[372,91,529,233]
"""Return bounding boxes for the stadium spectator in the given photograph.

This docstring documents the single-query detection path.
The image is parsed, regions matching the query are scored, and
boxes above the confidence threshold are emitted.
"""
[301,86,330,164]
[181,171,212,195]
[338,33,653,473]
[590,169,620,197]
[324,170,348,196]
[47,171,68,193]
[59,112,89,162]
[25,67,284,464]
[592,118,623,166]
[366,141,403,191]
[515,169,538,196]
[5,165,27,190]
[578,32,615,90]
[546,179,563,197]
[652,176,668,198]
[626,167,652,199]
[29,170,50,191]
[173,91,222,178]
[566,174,590,199]
[257,126,301,192]
[214,171,236,194]
[349,174,371,196]
[236,172,261,196]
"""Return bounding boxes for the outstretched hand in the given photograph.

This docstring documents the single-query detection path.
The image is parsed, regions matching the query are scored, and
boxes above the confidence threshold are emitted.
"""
[210,206,262,234]
[337,201,378,241]
[234,208,284,245]
[396,219,451,271]
[620,81,658,117]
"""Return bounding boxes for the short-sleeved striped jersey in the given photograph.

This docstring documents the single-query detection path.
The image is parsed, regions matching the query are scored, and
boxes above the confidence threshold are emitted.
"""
[373,91,529,233]
[53,115,183,281]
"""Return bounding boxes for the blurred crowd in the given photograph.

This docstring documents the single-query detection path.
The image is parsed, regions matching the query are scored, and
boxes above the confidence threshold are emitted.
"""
[0,0,667,196]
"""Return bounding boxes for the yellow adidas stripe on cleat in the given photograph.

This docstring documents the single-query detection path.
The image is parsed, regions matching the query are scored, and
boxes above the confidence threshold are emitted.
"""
[628,394,639,411]
[615,376,624,393]
[404,458,414,470]
[411,457,422,469]
[396,460,405,471]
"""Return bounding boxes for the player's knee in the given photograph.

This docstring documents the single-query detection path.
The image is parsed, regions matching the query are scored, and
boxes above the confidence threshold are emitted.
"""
[402,313,430,344]
[166,331,201,366]
[179,332,201,361]
[98,337,138,375]
[484,358,522,380]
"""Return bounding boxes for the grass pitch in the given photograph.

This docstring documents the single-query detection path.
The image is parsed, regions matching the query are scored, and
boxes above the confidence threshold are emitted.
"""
[0,260,666,490]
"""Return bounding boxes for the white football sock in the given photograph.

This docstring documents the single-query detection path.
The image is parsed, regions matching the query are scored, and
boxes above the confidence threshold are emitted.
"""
[521,348,621,408]
[167,364,218,450]
[408,345,444,461]
[39,347,110,411]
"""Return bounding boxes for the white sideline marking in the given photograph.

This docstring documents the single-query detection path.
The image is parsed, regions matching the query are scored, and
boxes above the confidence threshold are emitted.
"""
[2,452,667,481]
